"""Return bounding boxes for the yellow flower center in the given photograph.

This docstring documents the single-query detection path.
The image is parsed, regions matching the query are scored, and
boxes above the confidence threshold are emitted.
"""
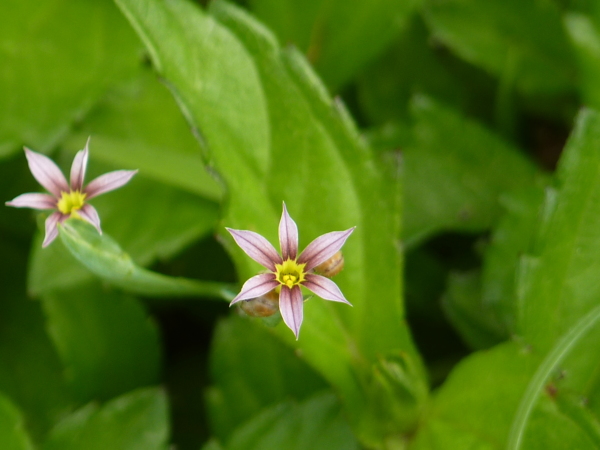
[57,190,86,215]
[274,259,306,289]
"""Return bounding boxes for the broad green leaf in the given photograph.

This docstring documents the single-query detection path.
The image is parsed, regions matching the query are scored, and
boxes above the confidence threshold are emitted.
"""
[0,0,141,157]
[57,219,235,300]
[0,315,72,441]
[43,387,169,450]
[65,68,222,200]
[0,238,72,441]
[442,270,505,350]
[411,339,600,449]
[518,109,600,352]
[215,392,359,450]
[520,397,598,450]
[508,303,600,449]
[481,186,546,335]
[565,13,600,109]
[357,15,495,125]
[206,316,328,441]
[0,393,35,450]
[41,282,161,403]
[424,0,576,96]
[409,342,538,449]
[28,169,220,296]
[248,0,420,90]
[402,97,542,245]
[114,0,426,444]
[410,419,494,450]
[554,392,600,448]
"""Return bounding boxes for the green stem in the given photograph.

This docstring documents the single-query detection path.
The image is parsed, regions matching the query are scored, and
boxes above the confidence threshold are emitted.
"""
[58,219,237,301]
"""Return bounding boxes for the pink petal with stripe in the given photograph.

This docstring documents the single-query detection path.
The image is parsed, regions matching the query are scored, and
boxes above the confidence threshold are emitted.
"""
[230,273,279,305]
[303,273,351,305]
[226,228,282,271]
[6,193,56,210]
[24,148,69,197]
[69,139,89,191]
[85,170,138,199]
[43,212,64,247]
[279,202,299,260]
[279,285,304,339]
[298,227,355,270]
[78,204,102,234]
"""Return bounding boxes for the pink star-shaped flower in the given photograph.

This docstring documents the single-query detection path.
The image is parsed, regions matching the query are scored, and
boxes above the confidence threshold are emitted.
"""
[6,138,137,247]
[227,203,355,338]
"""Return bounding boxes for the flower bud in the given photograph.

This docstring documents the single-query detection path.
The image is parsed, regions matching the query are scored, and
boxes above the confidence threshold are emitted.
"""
[239,289,279,317]
[313,250,344,278]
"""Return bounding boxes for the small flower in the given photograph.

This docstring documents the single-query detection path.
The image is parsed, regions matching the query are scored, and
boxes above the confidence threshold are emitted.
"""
[226,203,355,339]
[6,138,137,247]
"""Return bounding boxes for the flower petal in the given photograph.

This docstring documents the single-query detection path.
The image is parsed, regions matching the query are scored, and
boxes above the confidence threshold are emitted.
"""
[85,170,138,199]
[279,285,303,339]
[298,227,356,270]
[24,148,69,197]
[78,204,102,234]
[226,228,282,271]
[303,273,352,305]
[230,273,279,305]
[6,193,56,210]
[69,138,90,191]
[43,212,64,247]
[279,202,298,260]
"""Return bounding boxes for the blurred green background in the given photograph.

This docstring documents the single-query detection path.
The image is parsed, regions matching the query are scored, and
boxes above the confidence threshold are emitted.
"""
[3,0,600,449]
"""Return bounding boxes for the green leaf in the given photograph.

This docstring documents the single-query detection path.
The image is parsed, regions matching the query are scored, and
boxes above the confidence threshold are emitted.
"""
[0,308,73,441]
[520,396,598,450]
[442,270,506,350]
[40,282,161,403]
[206,316,328,441]
[0,393,35,450]
[28,228,92,297]
[508,303,600,449]
[565,13,600,109]
[57,219,235,300]
[411,339,600,449]
[43,387,169,450]
[65,68,222,200]
[0,239,73,441]
[518,109,600,352]
[0,0,141,157]
[424,0,576,96]
[480,186,546,335]
[218,392,359,450]
[410,342,539,449]
[27,159,219,297]
[402,97,542,245]
[248,0,421,90]
[114,0,426,444]
[357,15,495,125]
